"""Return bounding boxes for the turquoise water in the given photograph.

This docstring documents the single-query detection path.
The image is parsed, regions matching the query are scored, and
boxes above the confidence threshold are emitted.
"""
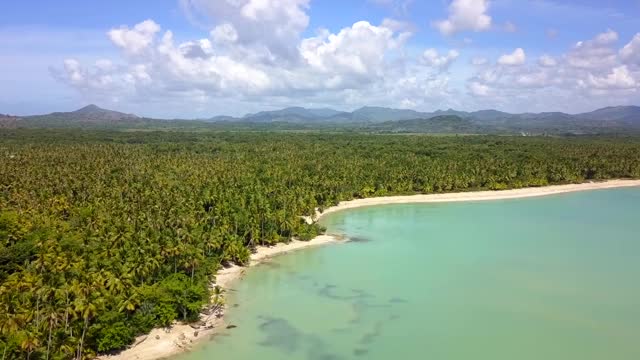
[178,188,640,360]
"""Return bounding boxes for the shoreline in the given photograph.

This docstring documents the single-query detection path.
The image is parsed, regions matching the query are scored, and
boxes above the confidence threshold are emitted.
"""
[99,235,341,360]
[101,179,640,360]
[311,179,640,221]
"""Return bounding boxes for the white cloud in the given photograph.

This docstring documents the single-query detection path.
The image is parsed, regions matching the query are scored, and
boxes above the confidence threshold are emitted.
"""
[400,98,417,108]
[594,29,619,45]
[380,18,415,33]
[63,59,85,84]
[108,20,160,55]
[421,49,459,71]
[180,0,309,62]
[300,21,409,86]
[54,17,426,110]
[94,59,114,71]
[465,31,640,111]
[211,23,238,44]
[468,81,490,96]
[587,65,636,89]
[620,33,640,65]
[50,6,640,116]
[538,55,557,67]
[498,48,526,66]
[433,0,492,36]
[567,29,619,69]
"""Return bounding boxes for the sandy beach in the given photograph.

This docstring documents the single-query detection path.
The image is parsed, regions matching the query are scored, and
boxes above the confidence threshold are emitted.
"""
[101,179,640,360]
[311,179,640,221]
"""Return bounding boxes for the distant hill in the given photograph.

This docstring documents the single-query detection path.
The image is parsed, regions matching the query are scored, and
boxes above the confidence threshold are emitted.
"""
[206,106,350,123]
[576,106,640,124]
[3,104,640,134]
[23,104,139,127]
[369,115,480,133]
[349,106,425,122]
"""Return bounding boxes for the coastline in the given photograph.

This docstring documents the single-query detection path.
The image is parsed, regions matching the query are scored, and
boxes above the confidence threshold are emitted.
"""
[99,235,340,360]
[101,179,640,360]
[311,179,640,221]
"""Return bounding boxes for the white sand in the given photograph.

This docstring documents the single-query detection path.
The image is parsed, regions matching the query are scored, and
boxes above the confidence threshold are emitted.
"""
[310,179,640,221]
[101,179,640,360]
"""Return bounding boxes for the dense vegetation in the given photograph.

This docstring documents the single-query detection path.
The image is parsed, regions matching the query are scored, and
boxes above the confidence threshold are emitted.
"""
[1,129,640,359]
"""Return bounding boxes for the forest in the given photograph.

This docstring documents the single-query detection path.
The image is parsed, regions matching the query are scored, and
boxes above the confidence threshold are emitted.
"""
[2,129,640,359]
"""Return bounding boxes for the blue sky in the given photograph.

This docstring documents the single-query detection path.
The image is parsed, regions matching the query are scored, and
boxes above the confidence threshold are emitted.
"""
[1,0,639,118]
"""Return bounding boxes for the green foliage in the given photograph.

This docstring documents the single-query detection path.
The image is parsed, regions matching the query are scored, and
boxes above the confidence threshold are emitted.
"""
[0,129,639,359]
[158,274,208,322]
[89,312,135,353]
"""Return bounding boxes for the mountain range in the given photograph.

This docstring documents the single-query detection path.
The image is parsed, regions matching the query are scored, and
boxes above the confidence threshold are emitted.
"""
[208,105,640,126]
[2,104,640,134]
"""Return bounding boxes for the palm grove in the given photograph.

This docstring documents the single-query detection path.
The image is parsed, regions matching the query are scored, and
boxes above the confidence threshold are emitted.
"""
[1,129,640,359]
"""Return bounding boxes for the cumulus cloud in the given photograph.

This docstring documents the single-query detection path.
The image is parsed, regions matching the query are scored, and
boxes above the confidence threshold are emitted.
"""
[620,33,640,65]
[587,65,636,89]
[433,0,492,36]
[210,23,238,44]
[51,3,640,116]
[54,14,431,111]
[566,29,618,69]
[300,21,406,80]
[538,55,557,67]
[421,49,459,71]
[468,81,490,96]
[498,48,526,66]
[179,0,309,62]
[465,30,640,111]
[108,20,161,55]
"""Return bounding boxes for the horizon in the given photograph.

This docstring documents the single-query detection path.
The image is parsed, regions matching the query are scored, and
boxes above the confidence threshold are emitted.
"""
[1,1,640,118]
[8,102,640,120]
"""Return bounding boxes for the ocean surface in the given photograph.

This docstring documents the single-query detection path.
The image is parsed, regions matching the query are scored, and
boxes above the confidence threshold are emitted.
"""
[177,188,640,360]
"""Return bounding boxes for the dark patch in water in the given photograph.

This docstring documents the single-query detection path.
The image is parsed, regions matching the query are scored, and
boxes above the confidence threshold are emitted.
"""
[226,324,237,329]
[261,261,282,269]
[257,317,302,353]
[348,236,372,243]
[257,316,344,359]
[354,349,369,356]
[319,284,375,302]
[307,337,345,360]
[359,321,385,345]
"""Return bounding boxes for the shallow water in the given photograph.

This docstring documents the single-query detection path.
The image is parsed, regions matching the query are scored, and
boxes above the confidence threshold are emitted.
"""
[177,188,640,360]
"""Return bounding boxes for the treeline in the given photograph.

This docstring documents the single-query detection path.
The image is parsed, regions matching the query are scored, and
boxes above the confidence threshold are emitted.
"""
[1,130,640,359]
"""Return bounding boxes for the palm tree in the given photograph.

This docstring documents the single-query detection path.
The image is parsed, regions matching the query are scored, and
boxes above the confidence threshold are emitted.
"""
[20,332,40,360]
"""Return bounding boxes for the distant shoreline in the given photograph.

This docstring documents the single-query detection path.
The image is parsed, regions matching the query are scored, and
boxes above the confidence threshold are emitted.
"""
[102,179,640,360]
[312,179,640,221]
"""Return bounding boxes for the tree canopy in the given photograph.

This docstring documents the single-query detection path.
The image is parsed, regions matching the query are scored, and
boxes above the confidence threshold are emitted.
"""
[1,129,639,359]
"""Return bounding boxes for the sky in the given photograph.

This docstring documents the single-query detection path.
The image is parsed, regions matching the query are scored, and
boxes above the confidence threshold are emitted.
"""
[1,0,639,118]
